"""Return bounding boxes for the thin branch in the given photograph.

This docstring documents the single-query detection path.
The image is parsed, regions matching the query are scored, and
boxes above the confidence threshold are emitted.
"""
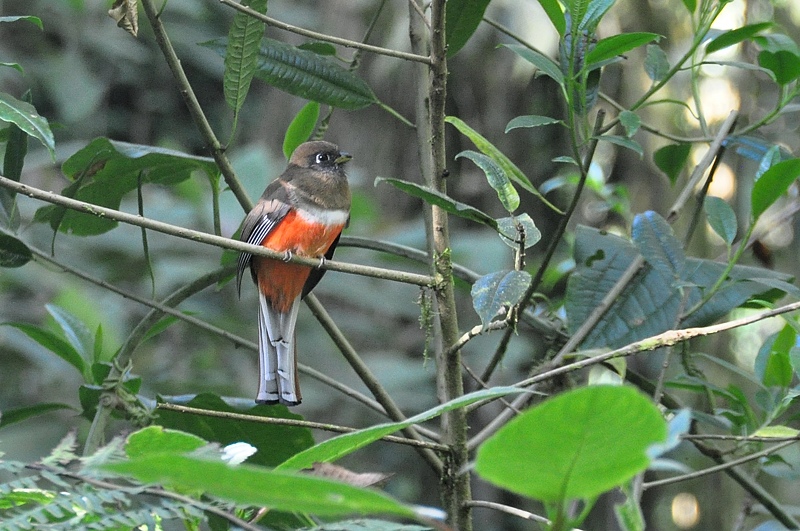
[643,440,797,490]
[218,0,432,65]
[156,402,449,452]
[682,434,800,443]
[465,500,572,528]
[0,175,434,287]
[139,0,251,212]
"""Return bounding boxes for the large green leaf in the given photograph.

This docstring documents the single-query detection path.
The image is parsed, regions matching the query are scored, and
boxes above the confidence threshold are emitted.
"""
[585,32,660,67]
[475,385,666,501]
[566,226,796,349]
[203,38,377,110]
[279,387,519,471]
[34,137,218,235]
[758,50,800,85]
[445,0,491,57]
[375,177,497,229]
[706,22,773,54]
[156,393,314,468]
[751,158,800,220]
[0,91,54,158]
[104,455,416,519]
[223,0,268,114]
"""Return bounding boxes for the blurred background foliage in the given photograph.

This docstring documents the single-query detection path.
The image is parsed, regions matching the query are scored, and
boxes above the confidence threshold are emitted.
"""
[2,0,800,529]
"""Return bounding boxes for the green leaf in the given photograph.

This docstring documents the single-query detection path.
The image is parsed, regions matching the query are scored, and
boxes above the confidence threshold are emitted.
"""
[0,403,74,429]
[505,114,563,133]
[752,425,800,438]
[704,196,737,246]
[644,44,670,82]
[497,214,541,249]
[306,521,432,531]
[619,110,640,138]
[758,50,800,85]
[653,143,691,184]
[46,304,93,362]
[3,323,86,376]
[0,233,32,268]
[0,15,43,30]
[751,158,800,220]
[35,137,218,236]
[631,211,685,281]
[598,135,643,157]
[456,150,520,212]
[156,393,314,468]
[283,101,320,159]
[279,387,520,471]
[445,116,563,213]
[125,426,207,459]
[705,22,773,54]
[375,177,497,229]
[475,385,666,501]
[586,33,660,67]
[502,44,565,85]
[471,270,532,329]
[0,92,55,158]
[203,38,377,110]
[104,455,416,518]
[298,42,337,56]
[755,326,795,388]
[538,0,567,35]
[223,0,268,114]
[445,0,491,57]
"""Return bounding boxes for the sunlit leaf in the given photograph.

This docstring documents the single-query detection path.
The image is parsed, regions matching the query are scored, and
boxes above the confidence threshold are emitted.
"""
[753,425,800,438]
[475,385,666,501]
[706,22,773,54]
[586,32,660,67]
[125,426,207,459]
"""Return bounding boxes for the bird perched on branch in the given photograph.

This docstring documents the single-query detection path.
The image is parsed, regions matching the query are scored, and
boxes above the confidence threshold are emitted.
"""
[237,141,352,406]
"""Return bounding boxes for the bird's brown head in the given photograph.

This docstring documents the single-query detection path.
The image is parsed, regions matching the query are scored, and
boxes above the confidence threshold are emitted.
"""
[290,141,352,174]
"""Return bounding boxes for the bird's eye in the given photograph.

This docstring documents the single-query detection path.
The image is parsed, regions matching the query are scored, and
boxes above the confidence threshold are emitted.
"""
[315,152,332,164]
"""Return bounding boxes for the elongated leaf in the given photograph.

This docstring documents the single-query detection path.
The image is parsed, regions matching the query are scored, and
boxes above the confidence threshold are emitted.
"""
[0,403,74,429]
[755,326,795,388]
[445,116,562,213]
[203,38,377,109]
[471,270,532,329]
[631,211,685,280]
[224,0,268,113]
[3,323,85,376]
[505,114,563,133]
[375,177,497,229]
[104,455,416,518]
[46,304,93,362]
[578,0,615,32]
[0,15,43,29]
[704,196,737,245]
[0,234,31,267]
[0,92,54,158]
[283,101,320,159]
[502,44,565,85]
[706,22,773,54]
[645,44,670,82]
[35,137,218,235]
[279,387,520,471]
[751,158,800,220]
[586,33,660,67]
[476,385,666,501]
[598,135,643,157]
[445,0,491,56]
[653,143,691,184]
[538,0,566,35]
[456,150,519,212]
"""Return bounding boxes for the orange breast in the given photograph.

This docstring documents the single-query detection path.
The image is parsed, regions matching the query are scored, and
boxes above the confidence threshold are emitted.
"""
[254,209,344,313]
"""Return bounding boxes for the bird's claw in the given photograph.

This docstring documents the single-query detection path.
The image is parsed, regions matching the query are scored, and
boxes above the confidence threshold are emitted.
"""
[282,250,293,262]
[317,255,327,268]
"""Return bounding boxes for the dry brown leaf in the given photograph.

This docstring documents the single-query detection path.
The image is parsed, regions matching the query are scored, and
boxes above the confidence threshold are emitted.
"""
[108,0,138,37]
[306,462,392,488]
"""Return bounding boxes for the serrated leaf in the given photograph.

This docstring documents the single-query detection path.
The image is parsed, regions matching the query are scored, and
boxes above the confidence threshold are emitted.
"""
[653,143,691,184]
[645,44,670,82]
[203,38,377,110]
[283,101,320,159]
[586,32,660,67]
[598,134,643,157]
[0,91,54,158]
[375,177,497,229]
[505,114,563,133]
[706,22,773,54]
[619,110,641,137]
[502,44,565,85]
[0,233,31,267]
[3,323,86,376]
[751,158,800,220]
[223,0,267,114]
[279,386,520,471]
[445,0,491,57]
[758,50,800,85]
[497,214,541,249]
[632,211,685,280]
[445,116,562,213]
[471,270,532,329]
[0,403,74,429]
[456,150,519,212]
[704,196,737,245]
[475,385,666,501]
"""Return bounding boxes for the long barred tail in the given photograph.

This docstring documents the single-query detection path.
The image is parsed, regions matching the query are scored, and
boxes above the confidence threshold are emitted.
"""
[257,292,302,406]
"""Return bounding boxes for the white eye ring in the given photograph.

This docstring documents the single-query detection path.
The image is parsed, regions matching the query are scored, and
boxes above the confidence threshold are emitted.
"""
[315,153,331,164]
